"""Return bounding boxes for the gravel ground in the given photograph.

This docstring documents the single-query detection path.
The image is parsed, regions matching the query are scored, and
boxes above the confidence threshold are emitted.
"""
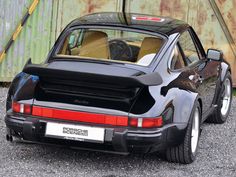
[0,87,235,177]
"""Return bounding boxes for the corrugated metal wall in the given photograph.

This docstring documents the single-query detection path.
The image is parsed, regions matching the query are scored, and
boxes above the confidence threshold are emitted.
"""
[126,0,236,86]
[0,0,31,81]
[0,0,236,86]
[0,0,122,82]
[0,0,53,81]
[51,0,122,41]
[215,0,236,86]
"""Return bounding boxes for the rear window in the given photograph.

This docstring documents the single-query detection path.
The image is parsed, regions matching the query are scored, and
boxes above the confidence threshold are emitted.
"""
[56,28,165,66]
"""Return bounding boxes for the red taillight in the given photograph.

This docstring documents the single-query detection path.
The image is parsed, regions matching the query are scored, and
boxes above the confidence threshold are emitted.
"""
[129,118,138,127]
[129,117,163,128]
[142,118,163,128]
[24,104,32,114]
[12,102,32,114]
[12,102,21,113]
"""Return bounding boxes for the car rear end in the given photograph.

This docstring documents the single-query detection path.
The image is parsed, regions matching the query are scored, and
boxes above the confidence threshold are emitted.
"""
[5,24,186,154]
[5,60,183,154]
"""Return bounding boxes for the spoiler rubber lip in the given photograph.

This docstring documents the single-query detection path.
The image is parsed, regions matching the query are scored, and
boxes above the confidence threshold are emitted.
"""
[23,64,163,87]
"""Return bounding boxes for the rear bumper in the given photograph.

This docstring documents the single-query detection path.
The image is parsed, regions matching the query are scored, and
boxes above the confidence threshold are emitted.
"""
[5,113,187,154]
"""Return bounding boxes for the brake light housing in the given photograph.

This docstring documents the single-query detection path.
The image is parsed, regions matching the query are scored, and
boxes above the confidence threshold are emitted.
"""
[129,117,163,128]
[12,102,32,114]
[132,16,165,22]
[11,102,163,128]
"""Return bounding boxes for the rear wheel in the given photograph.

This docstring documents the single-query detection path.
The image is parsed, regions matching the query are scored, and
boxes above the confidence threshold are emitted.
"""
[207,72,232,124]
[165,102,201,164]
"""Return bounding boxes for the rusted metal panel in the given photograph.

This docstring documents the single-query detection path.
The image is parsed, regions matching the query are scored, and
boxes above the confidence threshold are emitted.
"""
[126,0,236,86]
[189,0,236,86]
[0,0,122,82]
[216,0,236,43]
[215,0,236,85]
[52,0,122,39]
[0,0,30,51]
[126,0,189,21]
[0,0,54,82]
[0,0,31,81]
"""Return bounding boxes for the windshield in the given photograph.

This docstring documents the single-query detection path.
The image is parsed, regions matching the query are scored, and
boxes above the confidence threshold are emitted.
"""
[56,28,165,66]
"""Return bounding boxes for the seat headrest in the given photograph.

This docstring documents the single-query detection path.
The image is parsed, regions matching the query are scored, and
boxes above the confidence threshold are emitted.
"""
[137,37,163,61]
[79,31,110,59]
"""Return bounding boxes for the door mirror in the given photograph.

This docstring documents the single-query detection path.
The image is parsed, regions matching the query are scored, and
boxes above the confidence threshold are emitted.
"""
[207,49,223,61]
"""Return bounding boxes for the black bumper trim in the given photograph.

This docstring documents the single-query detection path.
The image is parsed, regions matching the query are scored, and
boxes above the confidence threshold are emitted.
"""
[5,114,187,154]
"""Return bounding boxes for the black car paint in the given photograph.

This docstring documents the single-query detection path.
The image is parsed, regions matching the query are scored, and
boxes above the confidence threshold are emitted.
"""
[5,12,231,154]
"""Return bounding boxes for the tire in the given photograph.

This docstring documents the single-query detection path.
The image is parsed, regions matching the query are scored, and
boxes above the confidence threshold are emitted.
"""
[165,102,201,164]
[206,72,232,124]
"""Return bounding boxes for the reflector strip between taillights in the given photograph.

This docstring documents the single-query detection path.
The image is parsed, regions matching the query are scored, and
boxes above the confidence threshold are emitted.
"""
[32,106,128,127]
[12,102,162,128]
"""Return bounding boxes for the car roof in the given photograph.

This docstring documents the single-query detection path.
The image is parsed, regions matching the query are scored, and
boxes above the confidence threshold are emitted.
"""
[69,12,189,36]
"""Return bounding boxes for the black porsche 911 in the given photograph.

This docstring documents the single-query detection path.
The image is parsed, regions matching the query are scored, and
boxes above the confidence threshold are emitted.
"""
[5,12,232,164]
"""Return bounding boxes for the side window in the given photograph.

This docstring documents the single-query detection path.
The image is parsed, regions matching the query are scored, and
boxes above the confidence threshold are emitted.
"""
[59,30,82,55]
[179,30,200,65]
[170,45,186,70]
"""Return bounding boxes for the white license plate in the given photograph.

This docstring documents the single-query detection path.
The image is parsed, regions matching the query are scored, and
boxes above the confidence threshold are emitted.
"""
[45,122,105,143]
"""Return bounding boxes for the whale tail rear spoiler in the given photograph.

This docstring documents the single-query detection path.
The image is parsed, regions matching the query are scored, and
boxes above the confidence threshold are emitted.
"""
[23,62,163,87]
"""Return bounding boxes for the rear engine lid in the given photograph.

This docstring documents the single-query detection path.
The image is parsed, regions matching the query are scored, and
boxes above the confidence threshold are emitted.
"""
[23,61,162,113]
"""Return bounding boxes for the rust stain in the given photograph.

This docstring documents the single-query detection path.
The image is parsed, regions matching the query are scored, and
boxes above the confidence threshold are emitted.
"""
[197,9,207,29]
[173,0,183,14]
[192,1,207,35]
[88,0,95,13]
[140,4,146,12]
[160,0,171,15]
[227,12,236,30]
[82,0,106,14]
[160,0,186,19]
[216,0,236,43]
[218,0,227,5]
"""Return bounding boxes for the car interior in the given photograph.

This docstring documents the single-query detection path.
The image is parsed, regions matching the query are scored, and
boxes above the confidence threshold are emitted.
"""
[57,29,164,66]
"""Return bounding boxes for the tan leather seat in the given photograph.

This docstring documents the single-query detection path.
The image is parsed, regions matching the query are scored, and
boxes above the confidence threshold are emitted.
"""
[137,37,163,61]
[79,31,110,59]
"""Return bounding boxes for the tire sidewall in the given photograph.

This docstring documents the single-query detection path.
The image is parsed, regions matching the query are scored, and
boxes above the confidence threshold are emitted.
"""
[217,72,232,122]
[187,101,201,161]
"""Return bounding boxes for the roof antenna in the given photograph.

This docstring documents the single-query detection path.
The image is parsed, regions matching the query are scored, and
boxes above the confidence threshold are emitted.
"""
[122,0,128,25]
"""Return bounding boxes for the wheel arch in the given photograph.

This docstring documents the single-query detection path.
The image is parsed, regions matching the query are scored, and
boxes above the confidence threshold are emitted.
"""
[220,62,231,83]
[171,90,200,125]
[6,72,38,111]
[6,72,26,111]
